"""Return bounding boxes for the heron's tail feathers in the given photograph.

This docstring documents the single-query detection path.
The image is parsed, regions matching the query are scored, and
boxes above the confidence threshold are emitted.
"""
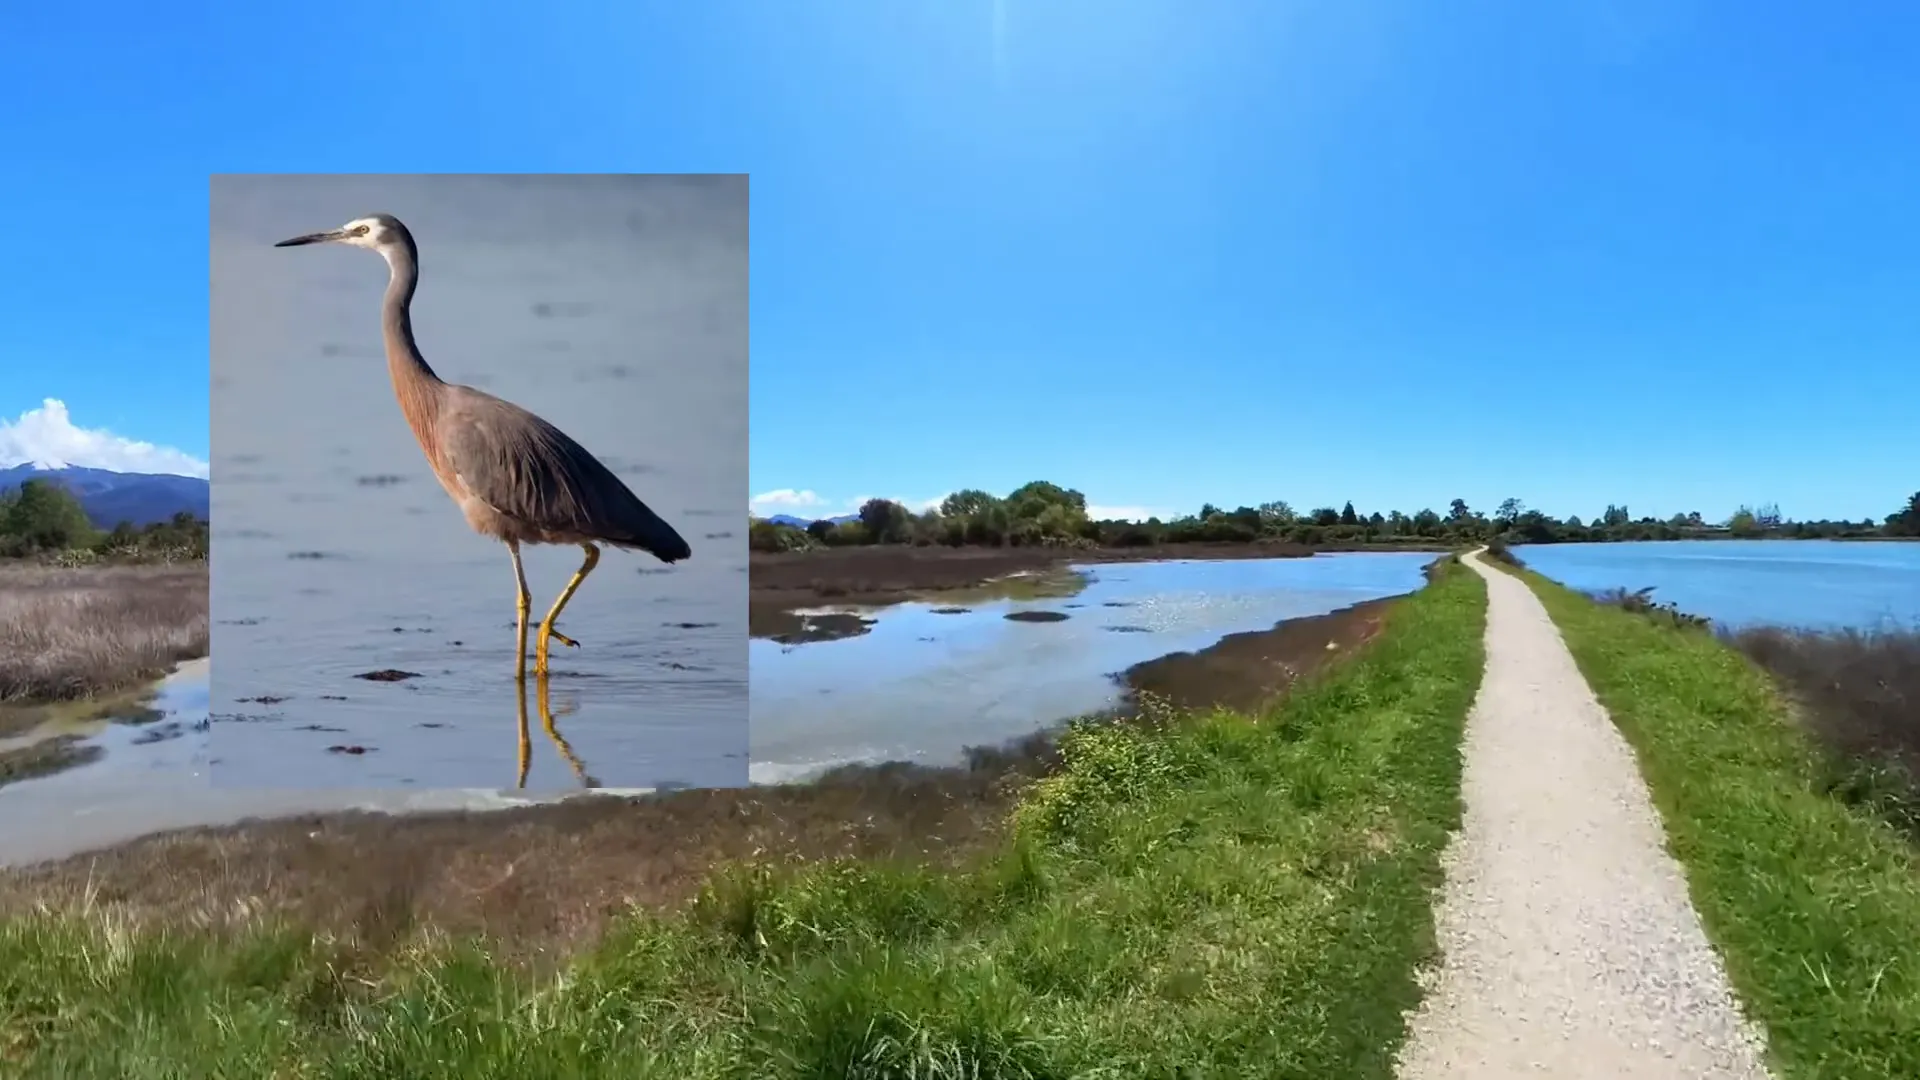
[610,499,692,563]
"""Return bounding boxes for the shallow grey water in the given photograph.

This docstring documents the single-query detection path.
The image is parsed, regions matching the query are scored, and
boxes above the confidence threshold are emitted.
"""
[209,175,748,791]
[0,660,652,868]
[749,553,1435,782]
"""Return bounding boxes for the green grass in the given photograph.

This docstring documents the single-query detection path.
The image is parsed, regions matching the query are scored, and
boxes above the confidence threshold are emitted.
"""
[0,565,1487,1079]
[1517,569,1920,1080]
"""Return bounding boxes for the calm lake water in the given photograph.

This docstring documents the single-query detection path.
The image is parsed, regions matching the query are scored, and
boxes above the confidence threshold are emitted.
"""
[0,660,655,867]
[209,175,748,792]
[1517,540,1920,630]
[749,553,1435,782]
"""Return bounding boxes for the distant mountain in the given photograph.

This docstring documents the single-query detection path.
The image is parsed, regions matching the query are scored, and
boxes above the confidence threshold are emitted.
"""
[0,465,210,529]
[763,513,857,528]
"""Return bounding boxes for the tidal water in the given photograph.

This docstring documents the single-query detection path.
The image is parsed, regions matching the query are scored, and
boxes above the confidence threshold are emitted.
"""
[0,659,212,865]
[208,175,748,792]
[0,660,649,868]
[1516,540,1920,630]
[749,552,1435,782]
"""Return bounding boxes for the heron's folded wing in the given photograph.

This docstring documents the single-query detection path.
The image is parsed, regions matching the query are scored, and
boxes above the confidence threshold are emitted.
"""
[439,391,690,561]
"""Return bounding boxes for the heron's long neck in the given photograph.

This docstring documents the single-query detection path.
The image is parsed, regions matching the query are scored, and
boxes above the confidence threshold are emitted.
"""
[380,245,444,452]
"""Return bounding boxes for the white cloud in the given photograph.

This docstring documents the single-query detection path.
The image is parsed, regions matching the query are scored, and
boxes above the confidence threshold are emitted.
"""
[0,399,208,479]
[748,488,825,515]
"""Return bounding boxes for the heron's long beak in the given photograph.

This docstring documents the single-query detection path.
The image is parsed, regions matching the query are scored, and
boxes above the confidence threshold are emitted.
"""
[273,229,347,247]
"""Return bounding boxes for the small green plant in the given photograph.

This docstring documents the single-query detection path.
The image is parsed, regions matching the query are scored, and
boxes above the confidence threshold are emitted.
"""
[1014,718,1196,846]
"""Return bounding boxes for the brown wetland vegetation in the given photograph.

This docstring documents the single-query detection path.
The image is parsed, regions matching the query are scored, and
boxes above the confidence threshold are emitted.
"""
[0,562,208,722]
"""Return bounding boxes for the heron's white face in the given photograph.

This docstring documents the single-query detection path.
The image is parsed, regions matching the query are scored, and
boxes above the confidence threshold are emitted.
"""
[335,217,396,250]
[274,215,410,261]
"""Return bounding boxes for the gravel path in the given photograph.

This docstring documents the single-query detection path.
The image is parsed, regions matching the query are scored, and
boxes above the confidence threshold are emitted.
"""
[1395,551,1773,1079]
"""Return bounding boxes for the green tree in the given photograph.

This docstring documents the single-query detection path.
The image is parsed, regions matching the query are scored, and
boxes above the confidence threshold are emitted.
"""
[940,489,998,520]
[749,519,812,552]
[103,520,140,550]
[825,520,870,546]
[1339,501,1358,526]
[3,480,97,552]
[1257,500,1296,528]
[1004,481,1088,543]
[1005,481,1086,519]
[1887,492,1920,537]
[857,498,912,544]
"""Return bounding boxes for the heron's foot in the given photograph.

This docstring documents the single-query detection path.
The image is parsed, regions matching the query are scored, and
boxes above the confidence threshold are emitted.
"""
[548,628,580,649]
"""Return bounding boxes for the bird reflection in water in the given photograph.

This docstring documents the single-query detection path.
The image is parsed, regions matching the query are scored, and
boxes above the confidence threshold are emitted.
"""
[515,673,598,789]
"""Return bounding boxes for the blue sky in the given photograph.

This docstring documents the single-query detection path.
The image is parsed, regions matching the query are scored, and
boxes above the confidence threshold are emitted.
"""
[8,2,1916,519]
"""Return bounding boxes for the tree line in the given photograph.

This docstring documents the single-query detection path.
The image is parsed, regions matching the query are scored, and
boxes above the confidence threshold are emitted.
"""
[750,482,1920,553]
[0,479,209,561]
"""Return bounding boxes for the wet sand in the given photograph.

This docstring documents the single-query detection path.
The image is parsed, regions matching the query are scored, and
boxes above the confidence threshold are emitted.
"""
[0,592,1405,962]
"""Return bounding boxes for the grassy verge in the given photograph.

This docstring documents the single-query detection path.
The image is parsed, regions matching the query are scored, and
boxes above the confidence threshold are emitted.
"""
[1,563,1486,1078]
[1515,568,1920,1080]
[0,562,208,706]
[1725,624,1919,842]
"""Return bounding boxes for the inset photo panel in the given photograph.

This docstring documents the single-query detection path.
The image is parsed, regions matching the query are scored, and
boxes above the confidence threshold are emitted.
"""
[209,174,747,792]
[0,335,208,869]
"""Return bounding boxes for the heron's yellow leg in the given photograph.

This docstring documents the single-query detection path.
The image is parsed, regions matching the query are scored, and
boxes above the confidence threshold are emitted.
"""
[510,541,532,681]
[535,543,600,675]
[535,672,594,787]
[513,676,532,788]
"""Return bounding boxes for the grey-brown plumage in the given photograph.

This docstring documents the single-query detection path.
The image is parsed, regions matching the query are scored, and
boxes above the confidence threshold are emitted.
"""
[438,390,690,558]
[275,212,689,678]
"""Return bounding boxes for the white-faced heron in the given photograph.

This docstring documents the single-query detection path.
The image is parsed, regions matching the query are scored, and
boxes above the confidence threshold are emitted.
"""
[274,214,691,679]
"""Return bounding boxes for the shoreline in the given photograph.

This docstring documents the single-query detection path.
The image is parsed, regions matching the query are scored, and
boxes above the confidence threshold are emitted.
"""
[0,593,1402,959]
[0,651,210,782]
[748,540,1446,635]
[749,534,1916,633]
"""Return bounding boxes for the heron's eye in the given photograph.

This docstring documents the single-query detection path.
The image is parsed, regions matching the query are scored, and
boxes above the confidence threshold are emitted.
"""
[352,225,370,236]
